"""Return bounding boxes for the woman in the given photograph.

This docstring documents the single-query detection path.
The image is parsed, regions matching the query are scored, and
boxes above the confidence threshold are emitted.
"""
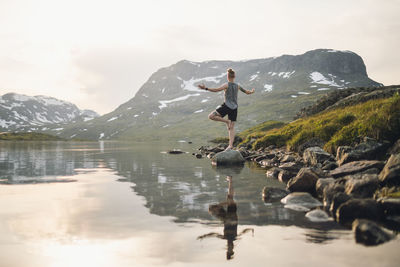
[198,68,255,150]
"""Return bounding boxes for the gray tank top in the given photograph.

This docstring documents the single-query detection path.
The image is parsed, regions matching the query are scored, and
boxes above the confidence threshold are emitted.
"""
[224,82,239,109]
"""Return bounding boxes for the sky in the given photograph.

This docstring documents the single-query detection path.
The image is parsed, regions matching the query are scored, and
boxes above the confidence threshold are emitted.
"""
[0,0,399,115]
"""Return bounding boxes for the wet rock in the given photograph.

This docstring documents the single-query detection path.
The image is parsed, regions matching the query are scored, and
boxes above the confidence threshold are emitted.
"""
[266,167,282,179]
[278,170,295,184]
[211,150,245,166]
[336,199,384,225]
[323,182,345,208]
[322,161,338,171]
[315,178,335,198]
[303,147,335,166]
[344,174,380,198]
[168,149,185,154]
[287,168,319,193]
[389,139,400,154]
[378,198,400,217]
[280,154,296,163]
[330,160,385,178]
[238,147,250,158]
[281,192,322,211]
[337,138,386,166]
[279,162,302,172]
[260,159,276,168]
[330,192,351,219]
[195,153,202,159]
[207,152,216,159]
[306,209,332,222]
[352,219,394,246]
[262,187,289,202]
[379,153,400,186]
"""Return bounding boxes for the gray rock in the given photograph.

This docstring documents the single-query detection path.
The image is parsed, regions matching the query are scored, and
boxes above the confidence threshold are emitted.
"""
[262,187,289,202]
[330,160,385,178]
[281,192,322,211]
[207,152,216,159]
[303,147,335,166]
[323,182,346,208]
[279,162,302,172]
[281,154,296,163]
[195,153,202,159]
[287,168,319,193]
[389,139,400,155]
[306,209,332,222]
[352,219,394,246]
[344,174,380,198]
[266,167,282,179]
[336,199,384,225]
[316,178,335,198]
[379,153,400,185]
[211,150,245,166]
[330,192,351,219]
[260,159,276,168]
[297,138,325,155]
[336,138,385,166]
[322,161,338,171]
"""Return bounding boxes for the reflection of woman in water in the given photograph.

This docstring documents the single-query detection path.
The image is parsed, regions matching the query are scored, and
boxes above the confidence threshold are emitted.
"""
[198,176,253,260]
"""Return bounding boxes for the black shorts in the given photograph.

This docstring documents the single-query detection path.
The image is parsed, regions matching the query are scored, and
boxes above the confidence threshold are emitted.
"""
[216,103,237,122]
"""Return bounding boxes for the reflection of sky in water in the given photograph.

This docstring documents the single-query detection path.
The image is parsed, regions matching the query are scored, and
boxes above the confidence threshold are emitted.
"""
[0,141,399,266]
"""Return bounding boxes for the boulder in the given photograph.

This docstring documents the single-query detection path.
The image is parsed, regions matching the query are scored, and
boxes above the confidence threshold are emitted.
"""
[280,154,296,163]
[281,192,322,211]
[352,219,394,246]
[336,199,384,225]
[266,167,282,179]
[287,168,319,193]
[329,192,351,219]
[211,150,245,166]
[315,178,335,198]
[322,161,338,171]
[323,182,345,208]
[278,170,295,184]
[278,162,302,172]
[305,209,332,222]
[303,146,335,166]
[238,147,250,158]
[378,198,400,217]
[379,153,400,185]
[260,159,277,168]
[330,160,385,178]
[262,187,289,202]
[336,138,386,166]
[344,174,380,198]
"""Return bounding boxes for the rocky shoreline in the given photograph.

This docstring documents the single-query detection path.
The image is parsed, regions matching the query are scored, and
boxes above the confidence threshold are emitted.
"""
[197,137,400,246]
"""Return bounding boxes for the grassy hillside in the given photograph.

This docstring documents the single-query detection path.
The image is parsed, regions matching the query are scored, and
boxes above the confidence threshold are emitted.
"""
[0,132,65,141]
[239,92,400,153]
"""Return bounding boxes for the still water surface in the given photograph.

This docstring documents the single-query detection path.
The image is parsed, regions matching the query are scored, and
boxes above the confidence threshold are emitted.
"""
[0,141,399,267]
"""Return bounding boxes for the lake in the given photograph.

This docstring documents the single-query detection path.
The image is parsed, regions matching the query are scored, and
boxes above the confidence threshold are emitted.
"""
[0,141,399,267]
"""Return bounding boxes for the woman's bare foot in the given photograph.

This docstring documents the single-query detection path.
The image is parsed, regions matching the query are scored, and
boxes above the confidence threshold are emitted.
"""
[224,146,233,151]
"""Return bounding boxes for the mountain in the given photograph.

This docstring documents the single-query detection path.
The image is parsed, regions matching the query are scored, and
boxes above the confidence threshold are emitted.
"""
[0,93,99,133]
[38,49,383,140]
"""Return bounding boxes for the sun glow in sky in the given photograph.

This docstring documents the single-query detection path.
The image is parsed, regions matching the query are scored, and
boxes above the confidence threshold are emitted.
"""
[0,0,399,114]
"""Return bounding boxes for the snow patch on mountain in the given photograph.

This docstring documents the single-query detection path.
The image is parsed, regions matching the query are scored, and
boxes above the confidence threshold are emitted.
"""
[159,94,201,110]
[264,84,273,92]
[178,73,225,92]
[309,72,341,87]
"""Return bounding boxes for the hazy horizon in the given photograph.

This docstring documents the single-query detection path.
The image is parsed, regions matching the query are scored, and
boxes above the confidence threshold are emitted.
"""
[1,0,399,115]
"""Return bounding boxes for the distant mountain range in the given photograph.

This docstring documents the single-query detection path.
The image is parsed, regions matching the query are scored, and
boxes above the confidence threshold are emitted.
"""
[0,93,99,134]
[0,49,382,140]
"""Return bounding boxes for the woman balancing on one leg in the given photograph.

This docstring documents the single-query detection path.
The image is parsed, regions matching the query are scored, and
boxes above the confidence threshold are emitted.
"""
[198,68,255,150]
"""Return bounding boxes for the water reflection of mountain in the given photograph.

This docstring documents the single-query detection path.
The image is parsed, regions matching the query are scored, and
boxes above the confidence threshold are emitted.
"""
[0,141,99,183]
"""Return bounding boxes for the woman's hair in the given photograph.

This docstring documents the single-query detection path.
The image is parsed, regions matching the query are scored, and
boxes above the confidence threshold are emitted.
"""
[227,68,235,78]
